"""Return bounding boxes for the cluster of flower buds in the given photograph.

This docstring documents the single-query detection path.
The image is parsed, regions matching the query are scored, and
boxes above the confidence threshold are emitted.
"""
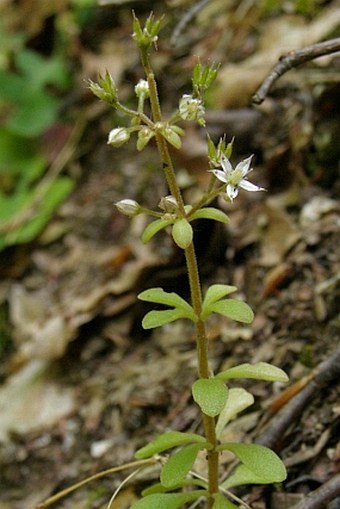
[88,70,118,106]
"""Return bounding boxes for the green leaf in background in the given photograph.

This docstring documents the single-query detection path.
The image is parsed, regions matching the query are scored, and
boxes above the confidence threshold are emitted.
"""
[7,91,59,138]
[192,378,228,417]
[205,299,254,323]
[218,443,287,487]
[141,218,173,243]
[212,493,239,509]
[216,362,289,383]
[0,128,46,184]
[189,207,230,224]
[129,491,206,509]
[135,431,207,459]
[171,218,193,249]
[160,443,203,488]
[0,177,74,252]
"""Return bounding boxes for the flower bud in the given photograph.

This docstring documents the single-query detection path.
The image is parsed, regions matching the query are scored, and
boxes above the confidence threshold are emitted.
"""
[115,199,141,217]
[135,79,150,99]
[88,71,118,105]
[158,195,178,213]
[108,128,130,147]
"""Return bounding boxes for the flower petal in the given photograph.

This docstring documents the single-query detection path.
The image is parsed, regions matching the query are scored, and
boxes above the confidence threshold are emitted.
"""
[220,155,233,176]
[209,169,228,183]
[235,155,253,177]
[239,179,265,192]
[226,184,239,200]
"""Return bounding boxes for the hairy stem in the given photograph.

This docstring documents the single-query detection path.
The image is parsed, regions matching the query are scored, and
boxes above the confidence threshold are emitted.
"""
[140,47,219,508]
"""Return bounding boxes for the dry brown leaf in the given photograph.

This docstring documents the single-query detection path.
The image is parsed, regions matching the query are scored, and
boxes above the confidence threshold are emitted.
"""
[0,360,75,442]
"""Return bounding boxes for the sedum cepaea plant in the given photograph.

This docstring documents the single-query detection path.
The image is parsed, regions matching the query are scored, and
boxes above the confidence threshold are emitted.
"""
[89,13,288,509]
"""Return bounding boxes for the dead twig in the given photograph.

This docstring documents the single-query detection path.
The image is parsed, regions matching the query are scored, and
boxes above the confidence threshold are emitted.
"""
[256,346,340,450]
[170,0,211,47]
[252,37,340,104]
[290,473,340,509]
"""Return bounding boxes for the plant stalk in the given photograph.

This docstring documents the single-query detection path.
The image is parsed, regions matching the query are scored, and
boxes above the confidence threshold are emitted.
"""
[140,47,219,508]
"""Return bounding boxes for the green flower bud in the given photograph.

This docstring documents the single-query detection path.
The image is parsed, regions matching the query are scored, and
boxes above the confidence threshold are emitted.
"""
[132,12,161,50]
[115,199,141,217]
[108,128,130,147]
[88,70,118,105]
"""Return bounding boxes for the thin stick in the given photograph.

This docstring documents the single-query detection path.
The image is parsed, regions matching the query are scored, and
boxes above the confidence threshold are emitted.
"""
[256,346,340,450]
[170,0,211,47]
[291,473,340,509]
[252,37,340,104]
[35,458,156,509]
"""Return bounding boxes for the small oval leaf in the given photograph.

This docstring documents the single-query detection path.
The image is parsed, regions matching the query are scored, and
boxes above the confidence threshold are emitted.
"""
[172,219,193,249]
[218,443,287,487]
[192,378,228,417]
[202,284,237,313]
[213,494,238,509]
[190,207,230,224]
[160,443,203,488]
[206,299,254,323]
[215,388,254,439]
[138,288,195,318]
[216,362,289,383]
[135,431,206,459]
[142,218,173,244]
[129,491,206,509]
[142,309,190,329]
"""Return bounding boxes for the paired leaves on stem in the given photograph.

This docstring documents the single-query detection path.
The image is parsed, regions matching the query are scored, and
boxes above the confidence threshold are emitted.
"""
[138,284,254,329]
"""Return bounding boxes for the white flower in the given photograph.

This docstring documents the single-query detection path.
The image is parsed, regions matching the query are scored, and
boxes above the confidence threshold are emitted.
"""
[209,155,265,201]
[179,94,205,125]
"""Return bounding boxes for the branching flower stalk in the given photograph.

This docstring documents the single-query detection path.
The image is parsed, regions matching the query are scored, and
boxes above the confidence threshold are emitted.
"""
[135,18,219,506]
[88,13,289,509]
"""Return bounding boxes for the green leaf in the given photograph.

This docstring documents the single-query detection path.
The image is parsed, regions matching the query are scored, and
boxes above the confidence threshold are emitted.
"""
[222,463,283,490]
[138,288,195,317]
[130,491,206,509]
[215,388,254,439]
[135,431,207,459]
[8,91,59,137]
[171,218,193,249]
[160,443,203,488]
[0,177,74,251]
[217,443,287,487]
[205,299,254,323]
[142,478,206,496]
[216,362,289,383]
[212,493,238,509]
[202,284,237,312]
[142,218,173,243]
[142,308,194,329]
[189,207,230,224]
[192,378,228,417]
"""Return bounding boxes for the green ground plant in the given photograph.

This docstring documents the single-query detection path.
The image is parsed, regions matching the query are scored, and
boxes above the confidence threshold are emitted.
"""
[0,24,74,251]
[37,12,289,509]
